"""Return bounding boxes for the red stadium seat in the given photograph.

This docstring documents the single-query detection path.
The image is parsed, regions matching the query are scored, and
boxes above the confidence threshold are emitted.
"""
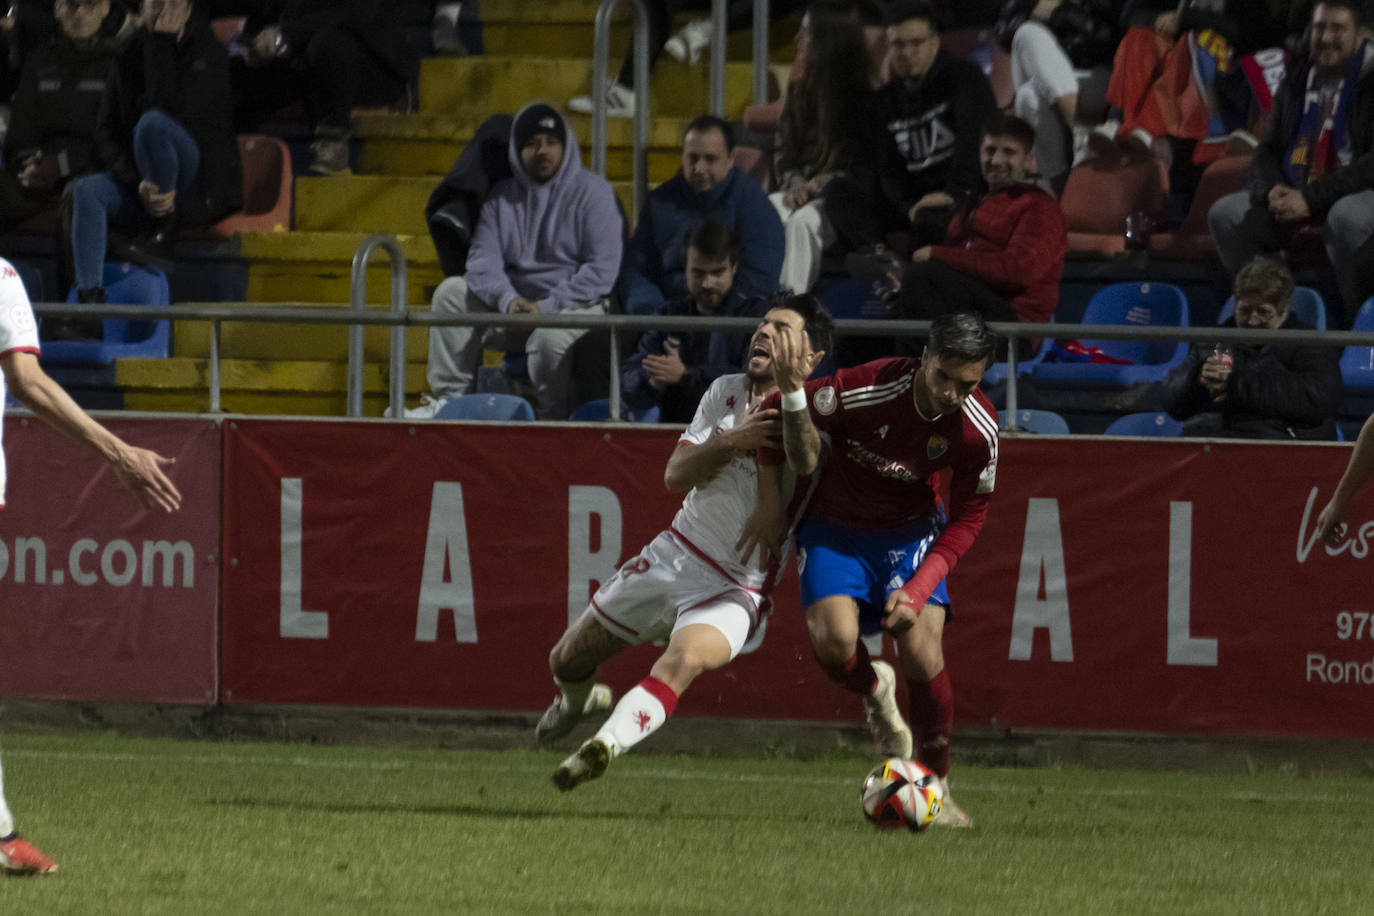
[201,134,293,238]
[1060,157,1166,257]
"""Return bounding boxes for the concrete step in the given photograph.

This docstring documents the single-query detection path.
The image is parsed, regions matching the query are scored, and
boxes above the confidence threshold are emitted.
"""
[473,0,801,61]
[293,173,641,234]
[116,356,427,417]
[354,111,691,182]
[417,56,763,119]
[236,230,444,305]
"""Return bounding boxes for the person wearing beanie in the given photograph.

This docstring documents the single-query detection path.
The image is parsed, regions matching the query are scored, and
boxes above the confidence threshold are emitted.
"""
[399,101,623,420]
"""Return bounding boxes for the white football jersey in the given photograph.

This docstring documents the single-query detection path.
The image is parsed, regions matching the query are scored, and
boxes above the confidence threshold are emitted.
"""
[670,373,798,586]
[0,258,41,507]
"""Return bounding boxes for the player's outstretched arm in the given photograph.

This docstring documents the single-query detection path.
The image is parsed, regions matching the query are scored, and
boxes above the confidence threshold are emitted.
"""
[1317,413,1374,544]
[1,351,182,512]
[665,407,781,493]
[772,322,822,476]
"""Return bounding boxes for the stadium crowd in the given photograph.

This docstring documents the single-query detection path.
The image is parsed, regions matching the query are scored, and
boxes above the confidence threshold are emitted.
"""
[0,0,1368,437]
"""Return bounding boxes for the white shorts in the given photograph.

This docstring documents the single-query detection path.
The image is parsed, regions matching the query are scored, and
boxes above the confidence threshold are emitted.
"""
[590,530,763,659]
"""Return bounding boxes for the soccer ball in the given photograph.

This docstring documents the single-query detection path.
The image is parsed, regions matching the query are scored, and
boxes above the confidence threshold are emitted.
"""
[860,758,943,832]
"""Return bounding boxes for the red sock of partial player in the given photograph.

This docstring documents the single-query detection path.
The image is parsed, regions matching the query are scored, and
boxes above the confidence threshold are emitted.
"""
[906,668,953,778]
[815,640,878,696]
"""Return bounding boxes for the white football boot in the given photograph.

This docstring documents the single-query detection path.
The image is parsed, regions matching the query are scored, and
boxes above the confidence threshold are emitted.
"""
[552,738,611,791]
[933,776,973,828]
[862,660,913,759]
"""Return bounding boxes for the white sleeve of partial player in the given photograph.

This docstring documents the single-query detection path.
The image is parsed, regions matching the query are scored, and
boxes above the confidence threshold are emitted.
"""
[0,260,39,356]
[680,375,732,445]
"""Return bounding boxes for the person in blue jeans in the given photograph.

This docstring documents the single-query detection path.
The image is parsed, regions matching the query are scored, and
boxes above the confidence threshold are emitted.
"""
[55,0,240,340]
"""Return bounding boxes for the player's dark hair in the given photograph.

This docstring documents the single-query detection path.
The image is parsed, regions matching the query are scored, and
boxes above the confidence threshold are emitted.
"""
[929,311,997,367]
[684,218,739,264]
[981,111,1037,151]
[684,113,735,151]
[883,0,937,30]
[770,291,834,357]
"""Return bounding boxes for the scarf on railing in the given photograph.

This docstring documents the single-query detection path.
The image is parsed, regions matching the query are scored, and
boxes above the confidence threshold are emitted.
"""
[1284,40,1369,187]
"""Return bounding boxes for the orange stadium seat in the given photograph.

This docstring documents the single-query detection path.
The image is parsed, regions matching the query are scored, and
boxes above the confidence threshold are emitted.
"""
[1059,157,1166,257]
[202,135,293,238]
[1148,154,1252,260]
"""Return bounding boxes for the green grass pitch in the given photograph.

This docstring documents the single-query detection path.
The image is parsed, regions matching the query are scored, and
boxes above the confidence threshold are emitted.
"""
[1,731,1372,915]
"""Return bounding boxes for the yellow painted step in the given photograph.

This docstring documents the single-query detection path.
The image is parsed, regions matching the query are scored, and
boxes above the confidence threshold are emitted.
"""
[418,56,759,119]
[170,308,430,362]
[236,230,444,305]
[116,357,428,417]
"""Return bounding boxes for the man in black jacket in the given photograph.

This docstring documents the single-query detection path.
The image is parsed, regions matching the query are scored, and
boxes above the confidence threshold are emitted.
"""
[621,219,771,424]
[1162,256,1343,439]
[1207,0,1374,327]
[874,0,998,249]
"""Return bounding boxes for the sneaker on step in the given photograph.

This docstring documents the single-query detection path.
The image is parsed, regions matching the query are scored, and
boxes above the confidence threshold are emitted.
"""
[552,737,611,791]
[309,131,353,176]
[665,18,712,63]
[535,683,613,744]
[385,393,450,419]
[862,659,913,759]
[933,776,973,828]
[1086,119,1122,161]
[0,834,57,874]
[568,81,635,118]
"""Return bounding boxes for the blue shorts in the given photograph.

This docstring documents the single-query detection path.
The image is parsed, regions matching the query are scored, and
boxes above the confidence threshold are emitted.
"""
[795,515,951,636]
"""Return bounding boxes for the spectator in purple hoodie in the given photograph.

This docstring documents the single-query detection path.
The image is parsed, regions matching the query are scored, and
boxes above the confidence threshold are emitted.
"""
[400,102,624,420]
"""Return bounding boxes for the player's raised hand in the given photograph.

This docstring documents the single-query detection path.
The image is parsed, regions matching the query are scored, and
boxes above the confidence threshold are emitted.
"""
[1314,495,1349,546]
[770,322,809,394]
[112,445,182,513]
[880,590,922,636]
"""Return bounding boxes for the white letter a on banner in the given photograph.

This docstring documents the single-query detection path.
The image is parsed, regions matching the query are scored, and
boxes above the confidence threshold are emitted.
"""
[280,477,328,639]
[416,482,477,643]
[1009,498,1073,661]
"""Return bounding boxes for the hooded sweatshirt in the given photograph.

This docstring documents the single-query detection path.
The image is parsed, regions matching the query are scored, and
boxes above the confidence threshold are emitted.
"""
[465,103,624,313]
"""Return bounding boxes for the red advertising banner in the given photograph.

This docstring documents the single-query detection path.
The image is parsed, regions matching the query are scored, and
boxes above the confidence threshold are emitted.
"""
[220,421,1374,740]
[0,416,221,703]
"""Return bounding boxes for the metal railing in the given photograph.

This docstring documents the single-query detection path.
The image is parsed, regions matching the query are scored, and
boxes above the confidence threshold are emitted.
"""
[28,302,1374,426]
[349,234,407,418]
[591,0,650,215]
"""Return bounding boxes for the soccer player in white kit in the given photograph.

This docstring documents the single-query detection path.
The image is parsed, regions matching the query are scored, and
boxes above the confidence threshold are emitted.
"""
[541,295,833,791]
[0,257,182,873]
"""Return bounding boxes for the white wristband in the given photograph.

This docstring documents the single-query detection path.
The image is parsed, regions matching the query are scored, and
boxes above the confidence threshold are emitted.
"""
[780,389,807,412]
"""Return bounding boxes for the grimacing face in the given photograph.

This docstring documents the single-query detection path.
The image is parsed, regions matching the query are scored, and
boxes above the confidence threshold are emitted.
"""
[745,308,809,384]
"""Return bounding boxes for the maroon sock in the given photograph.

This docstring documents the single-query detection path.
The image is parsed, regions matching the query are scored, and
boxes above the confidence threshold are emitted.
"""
[815,640,878,696]
[906,668,953,778]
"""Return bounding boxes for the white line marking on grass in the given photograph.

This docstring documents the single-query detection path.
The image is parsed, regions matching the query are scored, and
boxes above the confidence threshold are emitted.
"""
[7,748,1372,807]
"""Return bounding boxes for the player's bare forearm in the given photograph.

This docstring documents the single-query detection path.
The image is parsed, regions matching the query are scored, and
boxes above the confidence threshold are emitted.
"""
[780,408,820,476]
[737,462,785,565]
[1319,414,1374,541]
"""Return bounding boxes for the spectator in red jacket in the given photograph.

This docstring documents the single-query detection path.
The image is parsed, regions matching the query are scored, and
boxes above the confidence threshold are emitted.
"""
[889,112,1066,356]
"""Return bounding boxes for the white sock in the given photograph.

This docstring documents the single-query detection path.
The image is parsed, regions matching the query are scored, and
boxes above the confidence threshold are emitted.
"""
[555,674,596,716]
[593,679,677,757]
[0,750,14,837]
[434,2,462,27]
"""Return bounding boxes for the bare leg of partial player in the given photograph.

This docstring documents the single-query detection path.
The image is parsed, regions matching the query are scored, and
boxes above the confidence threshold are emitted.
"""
[0,749,57,873]
[805,596,914,760]
[893,608,972,828]
[553,610,742,791]
[537,609,628,744]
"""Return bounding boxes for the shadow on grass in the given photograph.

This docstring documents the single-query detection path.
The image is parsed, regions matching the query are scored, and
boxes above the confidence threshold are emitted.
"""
[204,795,764,823]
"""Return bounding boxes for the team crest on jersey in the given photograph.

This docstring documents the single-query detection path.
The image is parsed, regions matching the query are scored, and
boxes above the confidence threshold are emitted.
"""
[926,434,949,460]
[814,386,837,415]
[726,395,736,409]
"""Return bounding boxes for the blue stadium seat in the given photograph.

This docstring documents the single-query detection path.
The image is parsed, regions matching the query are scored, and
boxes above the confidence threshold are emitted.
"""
[1005,409,1070,434]
[434,393,535,421]
[42,263,170,366]
[1030,281,1190,385]
[1216,286,1326,330]
[981,334,1052,387]
[568,397,661,422]
[1103,412,1183,437]
[1340,298,1374,391]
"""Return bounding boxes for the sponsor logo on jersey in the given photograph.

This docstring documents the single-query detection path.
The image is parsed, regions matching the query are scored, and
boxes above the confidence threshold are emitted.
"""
[815,386,837,415]
[847,440,915,481]
[926,434,949,461]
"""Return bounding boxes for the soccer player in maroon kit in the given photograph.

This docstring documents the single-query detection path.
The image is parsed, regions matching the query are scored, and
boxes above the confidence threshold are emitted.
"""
[758,311,998,828]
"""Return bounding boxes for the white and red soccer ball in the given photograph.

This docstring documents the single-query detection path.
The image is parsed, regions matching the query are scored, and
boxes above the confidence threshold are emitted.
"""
[860,758,943,832]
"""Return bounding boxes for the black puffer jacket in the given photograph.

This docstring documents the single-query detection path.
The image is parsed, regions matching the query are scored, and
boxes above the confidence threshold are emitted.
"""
[1162,313,1343,439]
